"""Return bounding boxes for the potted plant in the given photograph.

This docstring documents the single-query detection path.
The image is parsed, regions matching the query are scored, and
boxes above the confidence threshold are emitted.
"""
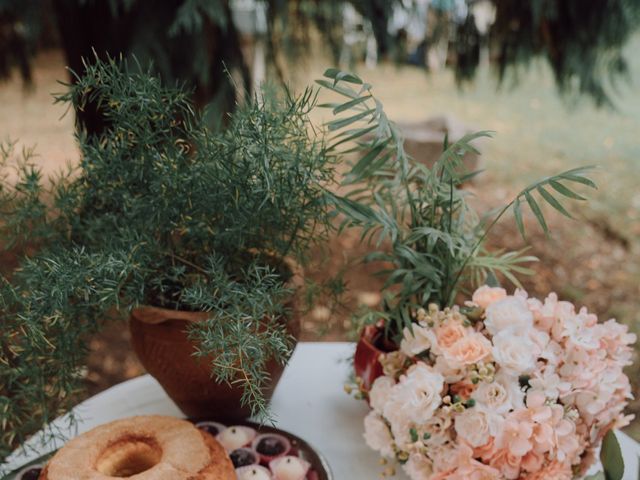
[316,70,633,479]
[0,57,344,458]
[316,69,595,390]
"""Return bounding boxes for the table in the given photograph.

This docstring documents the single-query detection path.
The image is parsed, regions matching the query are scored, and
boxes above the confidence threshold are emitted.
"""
[4,343,640,478]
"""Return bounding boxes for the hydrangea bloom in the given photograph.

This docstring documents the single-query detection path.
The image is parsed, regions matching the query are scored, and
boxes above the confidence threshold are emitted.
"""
[362,288,636,479]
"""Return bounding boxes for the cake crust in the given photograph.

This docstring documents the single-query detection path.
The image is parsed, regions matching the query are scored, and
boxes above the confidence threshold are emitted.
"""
[39,415,235,480]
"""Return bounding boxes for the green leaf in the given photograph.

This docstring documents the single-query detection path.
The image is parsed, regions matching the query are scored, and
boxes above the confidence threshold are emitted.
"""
[562,173,598,189]
[327,109,376,131]
[524,191,548,233]
[333,95,372,114]
[549,180,586,200]
[584,472,606,480]
[323,68,363,84]
[601,430,624,480]
[486,270,500,287]
[559,166,598,189]
[315,79,359,99]
[513,197,526,238]
[347,143,387,178]
[537,186,574,219]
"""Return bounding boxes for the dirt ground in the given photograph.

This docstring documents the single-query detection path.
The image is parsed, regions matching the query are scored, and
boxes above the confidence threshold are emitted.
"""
[1,50,638,440]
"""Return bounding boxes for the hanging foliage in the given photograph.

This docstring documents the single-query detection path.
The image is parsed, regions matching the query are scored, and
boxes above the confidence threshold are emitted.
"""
[1,0,639,110]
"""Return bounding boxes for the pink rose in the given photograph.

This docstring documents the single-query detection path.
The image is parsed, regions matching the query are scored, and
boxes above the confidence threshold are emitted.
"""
[472,286,507,309]
[443,332,492,367]
[436,321,467,349]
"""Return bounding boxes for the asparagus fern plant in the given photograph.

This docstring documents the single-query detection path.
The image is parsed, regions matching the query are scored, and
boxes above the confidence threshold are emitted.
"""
[0,56,340,461]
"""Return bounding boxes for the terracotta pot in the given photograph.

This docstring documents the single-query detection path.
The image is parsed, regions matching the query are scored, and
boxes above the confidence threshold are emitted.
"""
[354,323,387,392]
[129,262,302,421]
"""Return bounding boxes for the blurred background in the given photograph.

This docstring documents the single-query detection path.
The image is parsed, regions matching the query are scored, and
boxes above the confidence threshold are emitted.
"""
[1,0,639,438]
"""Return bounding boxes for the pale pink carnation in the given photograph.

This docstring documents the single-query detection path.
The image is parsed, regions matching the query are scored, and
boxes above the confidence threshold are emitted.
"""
[521,460,572,480]
[487,447,523,479]
[431,443,474,473]
[449,460,503,480]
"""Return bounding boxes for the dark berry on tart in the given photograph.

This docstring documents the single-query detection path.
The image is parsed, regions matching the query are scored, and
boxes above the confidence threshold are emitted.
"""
[230,448,259,468]
[251,433,291,463]
[194,421,227,437]
[16,465,43,480]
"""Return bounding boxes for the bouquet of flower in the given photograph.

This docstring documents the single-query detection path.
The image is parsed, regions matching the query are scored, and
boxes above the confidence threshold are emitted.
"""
[363,286,636,480]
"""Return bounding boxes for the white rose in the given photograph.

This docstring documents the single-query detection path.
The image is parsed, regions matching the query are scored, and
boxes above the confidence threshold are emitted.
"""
[492,329,536,374]
[403,453,434,480]
[383,363,444,425]
[369,376,395,414]
[363,411,394,457]
[472,379,512,415]
[454,408,490,447]
[484,296,533,336]
[400,324,434,356]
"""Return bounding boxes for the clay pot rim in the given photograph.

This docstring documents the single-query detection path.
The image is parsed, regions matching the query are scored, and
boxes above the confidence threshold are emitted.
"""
[359,321,399,353]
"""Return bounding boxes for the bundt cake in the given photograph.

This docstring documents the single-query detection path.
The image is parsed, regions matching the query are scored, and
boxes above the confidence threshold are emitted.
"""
[39,415,235,479]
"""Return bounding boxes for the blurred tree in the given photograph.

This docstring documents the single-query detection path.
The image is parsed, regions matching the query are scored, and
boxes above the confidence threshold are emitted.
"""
[0,0,639,131]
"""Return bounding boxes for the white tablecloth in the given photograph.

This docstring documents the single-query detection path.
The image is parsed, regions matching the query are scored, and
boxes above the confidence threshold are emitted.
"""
[4,343,640,478]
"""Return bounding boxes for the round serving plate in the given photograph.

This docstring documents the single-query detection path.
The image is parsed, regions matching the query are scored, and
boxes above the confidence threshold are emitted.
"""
[191,418,333,480]
[2,419,333,480]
